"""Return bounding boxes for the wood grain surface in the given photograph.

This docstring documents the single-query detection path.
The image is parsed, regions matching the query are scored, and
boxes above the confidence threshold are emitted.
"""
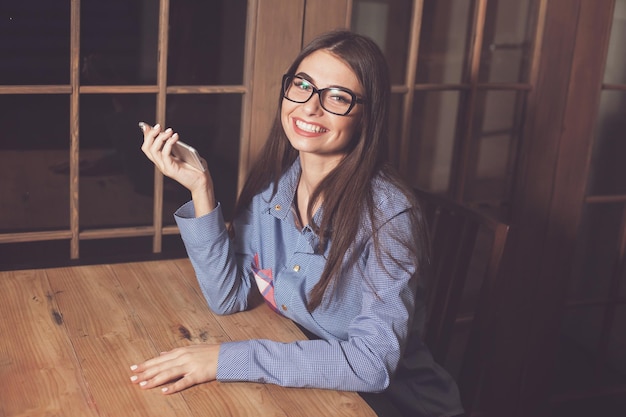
[0,259,375,417]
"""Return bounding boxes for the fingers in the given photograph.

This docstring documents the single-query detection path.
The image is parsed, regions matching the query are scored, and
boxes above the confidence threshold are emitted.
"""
[159,132,180,170]
[161,375,196,394]
[129,352,184,391]
[132,363,186,391]
[129,345,220,395]
[129,348,195,391]
[140,124,180,173]
[139,123,171,159]
[139,124,188,173]
[139,122,161,164]
[149,128,175,161]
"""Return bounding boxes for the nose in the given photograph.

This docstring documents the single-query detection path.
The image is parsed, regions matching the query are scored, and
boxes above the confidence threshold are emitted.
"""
[301,91,325,116]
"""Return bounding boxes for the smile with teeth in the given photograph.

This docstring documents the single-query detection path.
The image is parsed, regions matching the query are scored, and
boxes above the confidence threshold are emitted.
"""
[295,119,328,133]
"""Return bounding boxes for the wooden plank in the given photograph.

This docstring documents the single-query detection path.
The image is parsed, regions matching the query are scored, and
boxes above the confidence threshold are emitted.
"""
[303,0,350,45]
[45,264,195,417]
[111,261,231,348]
[266,388,376,417]
[111,260,291,417]
[246,0,305,168]
[0,269,98,417]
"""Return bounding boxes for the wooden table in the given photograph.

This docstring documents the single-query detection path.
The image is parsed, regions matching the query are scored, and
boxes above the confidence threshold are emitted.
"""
[0,259,376,417]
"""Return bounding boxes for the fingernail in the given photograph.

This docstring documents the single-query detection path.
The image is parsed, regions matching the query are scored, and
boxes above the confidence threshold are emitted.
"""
[130,375,138,382]
[154,124,161,130]
[138,122,147,131]
[130,364,138,371]
[161,387,169,393]
[165,128,173,134]
[139,381,147,387]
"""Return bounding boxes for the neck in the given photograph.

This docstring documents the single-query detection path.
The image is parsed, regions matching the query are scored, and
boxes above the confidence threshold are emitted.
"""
[297,155,336,226]
[298,152,342,190]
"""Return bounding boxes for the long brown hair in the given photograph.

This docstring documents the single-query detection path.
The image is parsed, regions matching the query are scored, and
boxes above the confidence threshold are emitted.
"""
[233,30,427,311]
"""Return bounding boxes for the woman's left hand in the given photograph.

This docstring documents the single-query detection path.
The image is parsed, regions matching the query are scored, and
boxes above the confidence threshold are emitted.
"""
[130,344,220,394]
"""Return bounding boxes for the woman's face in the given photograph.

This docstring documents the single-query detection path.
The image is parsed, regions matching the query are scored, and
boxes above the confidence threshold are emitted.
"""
[281,50,364,166]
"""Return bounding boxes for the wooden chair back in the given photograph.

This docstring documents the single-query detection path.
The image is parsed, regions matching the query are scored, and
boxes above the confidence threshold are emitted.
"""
[415,188,509,414]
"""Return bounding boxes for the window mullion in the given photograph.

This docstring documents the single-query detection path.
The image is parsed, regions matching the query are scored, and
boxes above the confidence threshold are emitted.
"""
[152,0,170,254]
[398,0,425,176]
[451,0,488,201]
[69,0,81,259]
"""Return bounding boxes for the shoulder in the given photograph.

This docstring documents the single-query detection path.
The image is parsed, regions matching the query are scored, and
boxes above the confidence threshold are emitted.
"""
[252,160,300,204]
[353,170,417,237]
[370,171,415,216]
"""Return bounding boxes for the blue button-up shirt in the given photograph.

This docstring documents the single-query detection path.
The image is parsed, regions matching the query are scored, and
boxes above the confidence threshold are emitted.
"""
[174,159,463,416]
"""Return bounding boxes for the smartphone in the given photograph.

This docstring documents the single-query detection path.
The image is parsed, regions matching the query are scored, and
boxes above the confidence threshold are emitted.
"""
[138,122,207,172]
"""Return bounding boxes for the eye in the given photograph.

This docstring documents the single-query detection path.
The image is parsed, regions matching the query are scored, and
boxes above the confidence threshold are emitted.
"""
[293,78,313,92]
[327,89,352,104]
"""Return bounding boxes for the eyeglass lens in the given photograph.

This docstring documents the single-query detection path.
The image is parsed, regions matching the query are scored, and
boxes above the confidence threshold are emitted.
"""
[283,75,356,116]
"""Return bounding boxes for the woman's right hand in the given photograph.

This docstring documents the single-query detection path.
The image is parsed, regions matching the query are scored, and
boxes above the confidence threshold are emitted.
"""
[140,122,217,216]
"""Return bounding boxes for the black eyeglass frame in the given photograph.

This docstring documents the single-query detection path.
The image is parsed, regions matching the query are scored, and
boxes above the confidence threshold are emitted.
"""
[281,74,365,116]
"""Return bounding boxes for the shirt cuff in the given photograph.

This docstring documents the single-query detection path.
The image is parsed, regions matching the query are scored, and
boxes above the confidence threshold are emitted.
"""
[173,201,227,246]
[216,341,251,382]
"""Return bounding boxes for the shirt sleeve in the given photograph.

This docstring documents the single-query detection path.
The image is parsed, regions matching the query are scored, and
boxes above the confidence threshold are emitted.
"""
[216,208,419,393]
[174,201,255,315]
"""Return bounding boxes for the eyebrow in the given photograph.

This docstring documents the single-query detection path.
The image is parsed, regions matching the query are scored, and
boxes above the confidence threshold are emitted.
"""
[295,72,314,84]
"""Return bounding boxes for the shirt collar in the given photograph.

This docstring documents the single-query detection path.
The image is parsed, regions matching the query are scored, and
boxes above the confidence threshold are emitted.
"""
[266,158,326,231]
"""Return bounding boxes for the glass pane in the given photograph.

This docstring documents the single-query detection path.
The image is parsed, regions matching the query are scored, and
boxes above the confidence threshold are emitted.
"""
[352,0,413,84]
[79,236,187,263]
[622,261,626,299]
[81,1,159,85]
[607,304,626,384]
[467,90,525,202]
[604,0,626,85]
[478,0,539,83]
[409,91,461,192]
[416,0,474,84]
[553,306,605,395]
[0,240,70,270]
[607,304,626,381]
[163,93,242,223]
[569,203,623,302]
[0,2,70,84]
[162,234,188,259]
[79,94,158,229]
[0,95,69,232]
[588,91,626,196]
[168,0,247,85]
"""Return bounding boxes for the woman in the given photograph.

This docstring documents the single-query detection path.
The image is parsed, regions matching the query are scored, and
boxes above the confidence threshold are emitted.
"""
[134,30,463,417]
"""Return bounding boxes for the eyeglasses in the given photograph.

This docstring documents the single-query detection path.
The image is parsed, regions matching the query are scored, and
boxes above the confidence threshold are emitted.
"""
[282,74,364,116]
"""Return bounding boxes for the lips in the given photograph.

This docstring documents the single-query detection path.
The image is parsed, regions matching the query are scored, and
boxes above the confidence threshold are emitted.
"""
[294,119,328,134]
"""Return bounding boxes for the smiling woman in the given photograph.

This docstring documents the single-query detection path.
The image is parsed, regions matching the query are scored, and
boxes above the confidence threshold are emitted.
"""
[134,30,464,417]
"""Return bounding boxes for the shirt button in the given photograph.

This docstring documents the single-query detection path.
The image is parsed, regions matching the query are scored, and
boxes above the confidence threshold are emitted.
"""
[281,304,288,311]
[293,265,300,272]
[275,204,282,211]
